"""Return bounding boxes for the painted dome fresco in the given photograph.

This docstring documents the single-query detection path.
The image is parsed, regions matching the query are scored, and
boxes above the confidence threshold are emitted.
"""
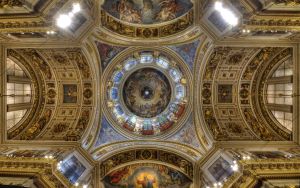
[103,49,191,137]
[123,68,172,118]
[101,0,193,25]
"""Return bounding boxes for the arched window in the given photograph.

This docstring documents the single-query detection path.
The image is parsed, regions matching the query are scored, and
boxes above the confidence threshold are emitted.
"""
[6,58,33,130]
[266,57,293,131]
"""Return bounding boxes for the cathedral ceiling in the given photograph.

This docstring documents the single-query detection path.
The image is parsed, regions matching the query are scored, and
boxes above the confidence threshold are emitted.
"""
[0,0,299,187]
[0,0,95,42]
[6,48,96,141]
[201,0,300,40]
[198,46,293,141]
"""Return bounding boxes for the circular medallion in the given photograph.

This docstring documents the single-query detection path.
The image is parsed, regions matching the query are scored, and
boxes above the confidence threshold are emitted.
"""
[104,50,190,137]
[123,68,171,118]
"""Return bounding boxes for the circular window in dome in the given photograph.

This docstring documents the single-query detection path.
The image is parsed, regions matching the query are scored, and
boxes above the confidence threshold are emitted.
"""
[104,50,190,137]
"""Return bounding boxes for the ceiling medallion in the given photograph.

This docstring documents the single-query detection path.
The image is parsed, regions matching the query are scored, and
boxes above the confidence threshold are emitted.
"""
[104,49,190,137]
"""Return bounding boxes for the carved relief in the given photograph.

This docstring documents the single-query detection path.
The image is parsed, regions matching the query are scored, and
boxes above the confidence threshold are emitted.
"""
[227,53,243,65]
[67,50,91,79]
[204,47,230,80]
[0,0,23,8]
[202,83,212,104]
[242,48,280,80]
[46,83,56,104]
[203,108,226,140]
[239,83,250,104]
[19,109,53,140]
[243,108,275,140]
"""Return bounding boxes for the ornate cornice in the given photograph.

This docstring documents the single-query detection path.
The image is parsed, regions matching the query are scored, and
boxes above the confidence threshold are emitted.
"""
[0,156,72,188]
[225,159,300,187]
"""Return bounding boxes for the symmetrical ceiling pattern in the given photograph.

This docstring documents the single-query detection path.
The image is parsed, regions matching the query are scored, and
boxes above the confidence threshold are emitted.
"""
[6,48,95,141]
[0,0,299,187]
[198,46,294,141]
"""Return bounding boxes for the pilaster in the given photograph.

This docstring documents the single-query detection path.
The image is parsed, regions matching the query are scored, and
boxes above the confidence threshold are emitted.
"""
[294,44,300,144]
[0,45,6,144]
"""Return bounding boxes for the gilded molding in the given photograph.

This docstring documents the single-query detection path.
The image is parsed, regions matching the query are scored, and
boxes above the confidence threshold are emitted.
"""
[224,159,300,188]
[100,149,194,179]
[0,156,72,188]
[101,10,193,39]
[251,48,293,141]
[0,0,23,8]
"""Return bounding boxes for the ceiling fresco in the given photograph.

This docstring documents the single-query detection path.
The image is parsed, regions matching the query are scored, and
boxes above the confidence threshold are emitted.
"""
[123,68,172,118]
[102,163,192,188]
[101,0,193,24]
[0,0,300,187]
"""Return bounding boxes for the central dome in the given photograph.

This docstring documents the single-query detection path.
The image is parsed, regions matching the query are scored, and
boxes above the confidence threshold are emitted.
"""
[123,68,171,118]
[104,50,190,137]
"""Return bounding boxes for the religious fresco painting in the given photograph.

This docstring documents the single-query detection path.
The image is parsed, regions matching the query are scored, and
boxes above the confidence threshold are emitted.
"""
[217,84,233,103]
[208,156,233,182]
[168,115,200,148]
[63,84,77,103]
[123,68,171,118]
[168,40,200,71]
[103,163,192,188]
[59,156,86,184]
[101,0,193,24]
[96,42,127,71]
[95,117,126,147]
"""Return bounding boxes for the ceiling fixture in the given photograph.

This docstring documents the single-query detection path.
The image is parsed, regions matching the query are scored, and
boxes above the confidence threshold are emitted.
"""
[242,29,250,33]
[214,1,238,27]
[46,30,56,35]
[230,160,239,171]
[56,3,81,29]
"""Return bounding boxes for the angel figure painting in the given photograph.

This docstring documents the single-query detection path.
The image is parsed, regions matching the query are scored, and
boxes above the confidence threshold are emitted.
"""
[102,0,193,24]
[103,164,192,188]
